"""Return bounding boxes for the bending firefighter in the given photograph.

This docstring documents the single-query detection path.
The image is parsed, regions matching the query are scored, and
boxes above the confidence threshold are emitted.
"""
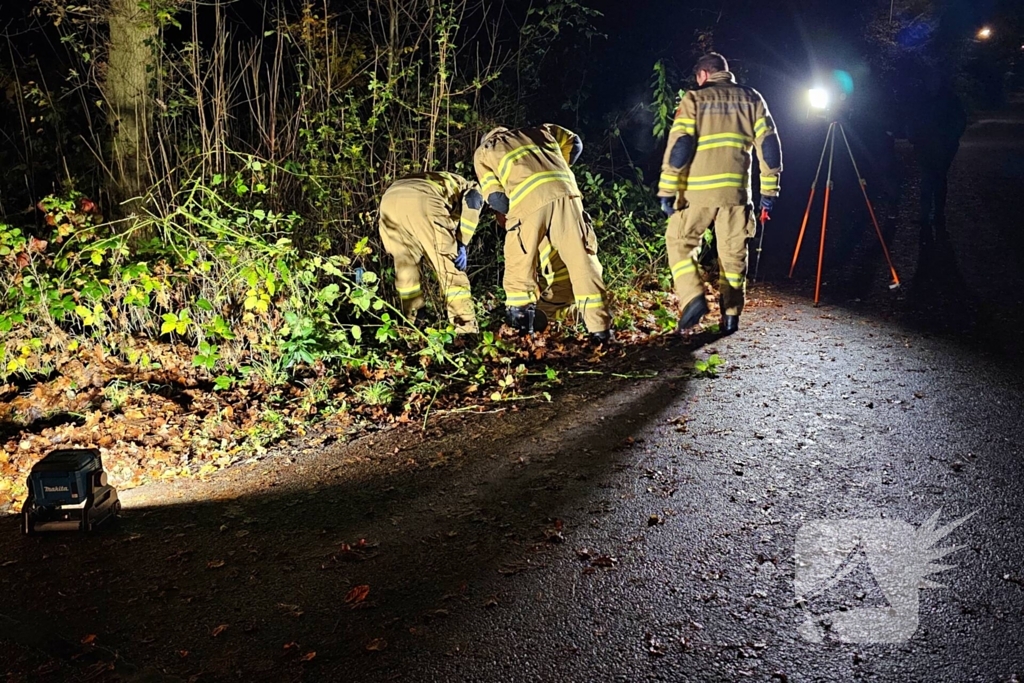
[657,52,783,335]
[378,172,483,334]
[474,123,613,343]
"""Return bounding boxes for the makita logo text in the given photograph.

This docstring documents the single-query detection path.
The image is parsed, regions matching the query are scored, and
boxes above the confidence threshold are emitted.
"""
[43,485,70,493]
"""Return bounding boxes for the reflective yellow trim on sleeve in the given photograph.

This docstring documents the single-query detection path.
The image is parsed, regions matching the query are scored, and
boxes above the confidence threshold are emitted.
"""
[659,171,681,194]
[760,175,779,190]
[754,117,770,138]
[671,118,696,135]
[480,173,502,197]
[459,216,478,238]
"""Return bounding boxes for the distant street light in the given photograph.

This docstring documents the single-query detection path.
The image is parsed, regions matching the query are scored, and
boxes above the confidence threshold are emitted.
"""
[977,27,993,40]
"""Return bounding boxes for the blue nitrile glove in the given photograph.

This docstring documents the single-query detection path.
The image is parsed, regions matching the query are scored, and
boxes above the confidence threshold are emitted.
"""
[454,244,468,272]
[660,197,676,217]
[759,195,776,218]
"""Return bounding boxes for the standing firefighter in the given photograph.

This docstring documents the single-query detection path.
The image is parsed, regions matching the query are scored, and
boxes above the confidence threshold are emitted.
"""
[378,172,483,334]
[474,124,613,343]
[657,53,782,334]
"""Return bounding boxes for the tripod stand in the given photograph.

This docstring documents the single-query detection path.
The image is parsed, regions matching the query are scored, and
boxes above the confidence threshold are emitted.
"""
[788,120,901,305]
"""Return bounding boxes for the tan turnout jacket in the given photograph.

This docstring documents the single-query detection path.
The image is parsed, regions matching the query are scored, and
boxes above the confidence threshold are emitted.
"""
[385,172,482,244]
[658,71,782,208]
[474,124,582,220]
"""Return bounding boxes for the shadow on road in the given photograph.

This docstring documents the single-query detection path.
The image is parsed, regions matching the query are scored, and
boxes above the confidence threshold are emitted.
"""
[0,339,708,682]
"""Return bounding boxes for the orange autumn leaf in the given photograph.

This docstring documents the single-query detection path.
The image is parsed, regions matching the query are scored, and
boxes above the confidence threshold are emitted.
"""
[345,584,370,604]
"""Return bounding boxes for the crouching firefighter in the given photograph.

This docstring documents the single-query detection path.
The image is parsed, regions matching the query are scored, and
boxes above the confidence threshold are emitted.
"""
[657,52,782,335]
[378,171,483,334]
[474,124,613,343]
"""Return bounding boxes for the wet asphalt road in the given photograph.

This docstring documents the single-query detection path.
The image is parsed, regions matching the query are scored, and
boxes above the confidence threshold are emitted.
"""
[2,105,1024,682]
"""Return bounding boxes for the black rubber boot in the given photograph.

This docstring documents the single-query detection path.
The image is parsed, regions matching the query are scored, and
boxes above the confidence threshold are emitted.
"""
[677,297,709,333]
[588,329,615,345]
[506,305,549,335]
[722,315,740,335]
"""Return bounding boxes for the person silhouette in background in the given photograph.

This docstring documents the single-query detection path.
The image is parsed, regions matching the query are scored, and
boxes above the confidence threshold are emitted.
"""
[907,70,967,246]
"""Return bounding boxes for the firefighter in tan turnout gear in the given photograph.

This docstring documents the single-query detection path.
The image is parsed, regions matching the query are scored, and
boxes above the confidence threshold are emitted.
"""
[378,172,483,334]
[474,124,613,343]
[657,52,783,335]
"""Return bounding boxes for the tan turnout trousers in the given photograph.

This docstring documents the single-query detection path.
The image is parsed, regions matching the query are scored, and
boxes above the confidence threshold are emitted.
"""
[666,204,756,316]
[379,186,478,334]
[504,196,611,333]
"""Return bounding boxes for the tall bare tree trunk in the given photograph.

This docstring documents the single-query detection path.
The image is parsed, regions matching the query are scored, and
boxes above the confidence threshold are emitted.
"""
[105,0,157,220]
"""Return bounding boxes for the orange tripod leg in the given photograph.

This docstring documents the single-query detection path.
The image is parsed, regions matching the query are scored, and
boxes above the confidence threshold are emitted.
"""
[837,124,901,288]
[789,187,816,278]
[790,122,834,278]
[815,184,831,305]
[814,129,837,306]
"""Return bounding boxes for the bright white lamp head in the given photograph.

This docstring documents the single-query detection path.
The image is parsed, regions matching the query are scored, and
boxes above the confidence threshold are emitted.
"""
[978,27,992,40]
[809,88,830,110]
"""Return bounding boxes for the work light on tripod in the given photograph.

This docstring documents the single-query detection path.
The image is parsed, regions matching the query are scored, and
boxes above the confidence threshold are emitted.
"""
[789,100,901,303]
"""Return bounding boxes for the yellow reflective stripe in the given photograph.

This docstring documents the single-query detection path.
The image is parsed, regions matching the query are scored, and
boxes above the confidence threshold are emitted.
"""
[550,270,571,284]
[459,216,478,237]
[671,260,696,279]
[722,271,745,287]
[686,172,746,184]
[554,129,573,161]
[422,173,459,198]
[671,118,696,135]
[539,243,557,269]
[754,117,770,137]
[446,287,472,301]
[480,173,502,196]
[698,133,751,143]
[679,172,746,191]
[437,172,459,196]
[697,141,747,151]
[506,291,538,305]
[659,171,681,193]
[760,175,779,188]
[509,171,574,211]
[697,133,751,152]
[498,145,542,185]
[574,294,604,306]
[397,285,422,299]
[681,180,747,191]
